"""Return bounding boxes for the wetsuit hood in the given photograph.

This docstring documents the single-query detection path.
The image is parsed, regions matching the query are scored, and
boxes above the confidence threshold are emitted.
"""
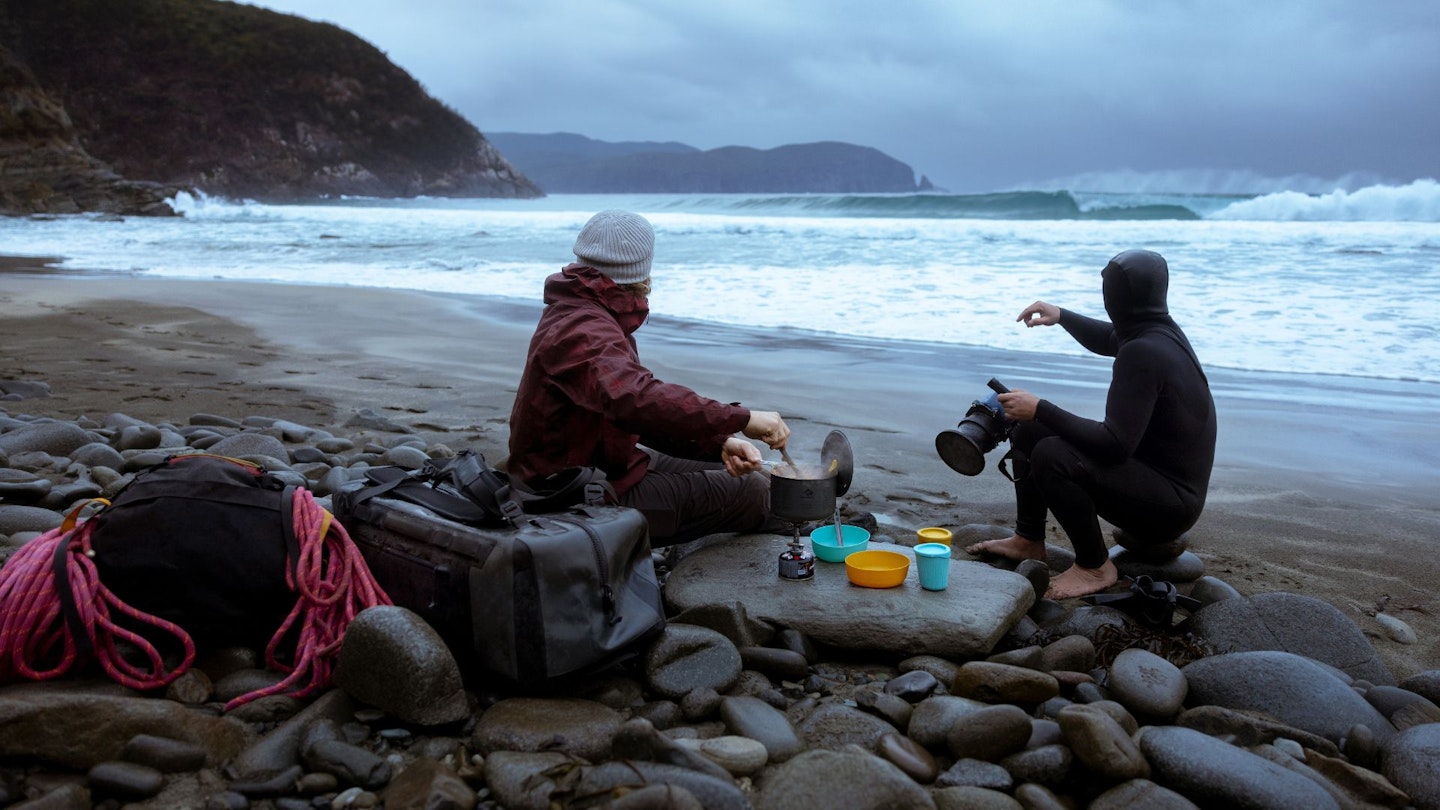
[1102,249,1206,382]
[1102,249,1170,329]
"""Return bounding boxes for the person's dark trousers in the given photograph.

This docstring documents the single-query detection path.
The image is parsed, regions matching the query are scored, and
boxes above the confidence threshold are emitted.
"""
[1009,422,1199,569]
[619,449,778,547]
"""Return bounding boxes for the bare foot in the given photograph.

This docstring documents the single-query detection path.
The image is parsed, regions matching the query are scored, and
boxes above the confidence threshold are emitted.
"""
[1044,559,1119,600]
[964,534,1046,563]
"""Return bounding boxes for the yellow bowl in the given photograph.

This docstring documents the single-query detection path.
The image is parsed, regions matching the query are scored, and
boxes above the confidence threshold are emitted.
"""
[917,527,953,545]
[845,549,911,588]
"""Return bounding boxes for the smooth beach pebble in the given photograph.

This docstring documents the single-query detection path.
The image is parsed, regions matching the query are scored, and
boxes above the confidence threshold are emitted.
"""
[696,735,768,775]
[877,732,939,784]
[951,661,1061,706]
[1057,704,1150,781]
[1375,613,1417,644]
[1108,648,1188,722]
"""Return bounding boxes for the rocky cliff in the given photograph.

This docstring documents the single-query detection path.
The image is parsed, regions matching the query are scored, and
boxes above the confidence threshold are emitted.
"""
[487,132,932,194]
[0,44,177,216]
[0,0,540,212]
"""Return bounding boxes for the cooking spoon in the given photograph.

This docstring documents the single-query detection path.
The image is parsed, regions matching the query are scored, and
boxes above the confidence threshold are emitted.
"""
[779,446,798,475]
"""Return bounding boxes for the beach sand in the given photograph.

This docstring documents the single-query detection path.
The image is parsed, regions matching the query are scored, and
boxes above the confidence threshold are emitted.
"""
[2,266,1437,680]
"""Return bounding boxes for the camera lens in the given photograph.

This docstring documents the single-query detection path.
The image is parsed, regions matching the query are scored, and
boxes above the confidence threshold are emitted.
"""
[935,419,994,476]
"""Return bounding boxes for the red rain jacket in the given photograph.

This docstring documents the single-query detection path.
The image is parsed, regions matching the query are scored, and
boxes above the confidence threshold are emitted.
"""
[507,265,751,495]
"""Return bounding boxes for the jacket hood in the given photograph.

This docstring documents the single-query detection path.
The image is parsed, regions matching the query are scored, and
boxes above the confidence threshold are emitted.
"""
[1102,249,1170,329]
[545,264,650,334]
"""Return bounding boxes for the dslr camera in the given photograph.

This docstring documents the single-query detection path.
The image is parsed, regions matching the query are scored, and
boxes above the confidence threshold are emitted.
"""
[935,378,1013,476]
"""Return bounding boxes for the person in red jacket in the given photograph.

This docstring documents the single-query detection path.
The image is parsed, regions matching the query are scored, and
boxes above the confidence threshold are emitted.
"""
[507,210,791,545]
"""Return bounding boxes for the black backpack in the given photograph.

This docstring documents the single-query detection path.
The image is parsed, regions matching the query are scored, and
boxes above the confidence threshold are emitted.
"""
[79,454,303,650]
[3,454,389,706]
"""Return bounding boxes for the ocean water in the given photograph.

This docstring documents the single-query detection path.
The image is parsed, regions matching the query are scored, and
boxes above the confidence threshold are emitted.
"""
[3,180,1438,385]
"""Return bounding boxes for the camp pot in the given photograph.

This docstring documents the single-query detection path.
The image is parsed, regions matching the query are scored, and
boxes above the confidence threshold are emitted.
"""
[768,430,854,523]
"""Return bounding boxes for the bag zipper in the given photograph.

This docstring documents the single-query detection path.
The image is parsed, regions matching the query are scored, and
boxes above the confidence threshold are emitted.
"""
[549,514,620,626]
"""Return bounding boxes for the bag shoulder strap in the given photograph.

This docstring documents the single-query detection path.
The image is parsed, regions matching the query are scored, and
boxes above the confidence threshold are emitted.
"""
[515,467,616,513]
[345,465,500,525]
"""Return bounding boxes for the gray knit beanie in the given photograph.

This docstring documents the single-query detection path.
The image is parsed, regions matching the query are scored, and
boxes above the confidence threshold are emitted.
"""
[572,210,654,284]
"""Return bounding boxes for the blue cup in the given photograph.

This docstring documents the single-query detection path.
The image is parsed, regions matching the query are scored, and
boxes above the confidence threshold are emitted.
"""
[914,542,952,591]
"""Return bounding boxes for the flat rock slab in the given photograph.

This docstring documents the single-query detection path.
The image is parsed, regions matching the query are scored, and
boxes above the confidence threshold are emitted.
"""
[665,537,1033,659]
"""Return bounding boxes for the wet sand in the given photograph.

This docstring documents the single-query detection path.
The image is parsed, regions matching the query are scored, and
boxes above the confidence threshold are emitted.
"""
[2,266,1437,679]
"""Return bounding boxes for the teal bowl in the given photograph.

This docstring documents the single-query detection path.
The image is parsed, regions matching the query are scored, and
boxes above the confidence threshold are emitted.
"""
[809,524,871,562]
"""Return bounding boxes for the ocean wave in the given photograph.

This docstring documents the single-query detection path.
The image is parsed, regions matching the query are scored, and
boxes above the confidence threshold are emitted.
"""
[164,180,1440,224]
[1209,179,1440,222]
[702,191,1205,221]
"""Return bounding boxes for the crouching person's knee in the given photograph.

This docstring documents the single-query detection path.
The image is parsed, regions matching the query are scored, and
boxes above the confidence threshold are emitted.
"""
[1029,435,1085,482]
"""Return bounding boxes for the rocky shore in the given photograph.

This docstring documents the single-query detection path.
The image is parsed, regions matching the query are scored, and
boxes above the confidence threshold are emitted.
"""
[2,403,1439,810]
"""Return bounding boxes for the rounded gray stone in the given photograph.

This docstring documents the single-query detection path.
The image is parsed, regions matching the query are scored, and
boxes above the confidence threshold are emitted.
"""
[753,748,933,810]
[1187,575,1242,606]
[120,734,208,773]
[87,760,164,799]
[1108,647,1187,721]
[899,654,961,686]
[877,732,938,784]
[1182,650,1396,744]
[718,695,802,763]
[1110,549,1206,583]
[945,703,1031,762]
[302,739,391,790]
[0,504,63,535]
[999,743,1073,787]
[932,786,1022,810]
[70,442,126,469]
[333,605,468,726]
[115,424,163,451]
[884,669,939,702]
[644,624,742,699]
[1089,778,1199,810]
[795,702,895,752]
[1038,634,1096,673]
[906,694,988,748]
[382,444,430,469]
[0,421,94,457]
[1057,703,1148,781]
[1399,670,1440,705]
[581,761,749,810]
[1381,722,1440,810]
[1139,725,1340,810]
[482,751,573,810]
[472,697,622,761]
[1185,592,1394,685]
[950,661,1059,705]
[935,757,1013,791]
[206,432,288,460]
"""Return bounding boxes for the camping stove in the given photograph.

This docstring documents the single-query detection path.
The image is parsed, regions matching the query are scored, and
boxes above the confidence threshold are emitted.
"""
[777,524,815,581]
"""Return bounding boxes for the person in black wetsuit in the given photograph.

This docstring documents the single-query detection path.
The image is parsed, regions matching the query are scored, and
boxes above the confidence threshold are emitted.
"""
[965,249,1217,600]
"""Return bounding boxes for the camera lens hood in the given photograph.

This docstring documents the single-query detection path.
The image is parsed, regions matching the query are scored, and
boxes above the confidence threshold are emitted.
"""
[935,424,987,476]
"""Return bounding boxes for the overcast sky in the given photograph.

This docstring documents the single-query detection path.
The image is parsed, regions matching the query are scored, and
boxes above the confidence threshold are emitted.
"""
[245,0,1438,193]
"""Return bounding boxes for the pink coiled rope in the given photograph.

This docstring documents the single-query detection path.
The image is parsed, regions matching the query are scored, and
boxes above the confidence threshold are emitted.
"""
[0,488,390,710]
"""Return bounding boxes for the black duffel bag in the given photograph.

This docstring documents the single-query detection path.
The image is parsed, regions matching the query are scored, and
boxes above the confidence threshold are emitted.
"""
[334,451,662,686]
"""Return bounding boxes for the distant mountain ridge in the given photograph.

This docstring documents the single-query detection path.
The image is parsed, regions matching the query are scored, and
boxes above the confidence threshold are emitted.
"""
[0,0,540,212]
[487,132,933,194]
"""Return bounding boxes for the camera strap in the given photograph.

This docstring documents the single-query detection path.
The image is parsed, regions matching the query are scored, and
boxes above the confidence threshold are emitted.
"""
[997,447,1022,482]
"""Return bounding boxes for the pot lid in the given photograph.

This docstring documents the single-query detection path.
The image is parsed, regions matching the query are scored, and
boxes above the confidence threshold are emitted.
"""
[822,430,854,496]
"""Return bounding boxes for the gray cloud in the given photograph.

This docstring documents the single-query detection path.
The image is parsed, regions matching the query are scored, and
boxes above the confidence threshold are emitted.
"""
[246,0,1440,191]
